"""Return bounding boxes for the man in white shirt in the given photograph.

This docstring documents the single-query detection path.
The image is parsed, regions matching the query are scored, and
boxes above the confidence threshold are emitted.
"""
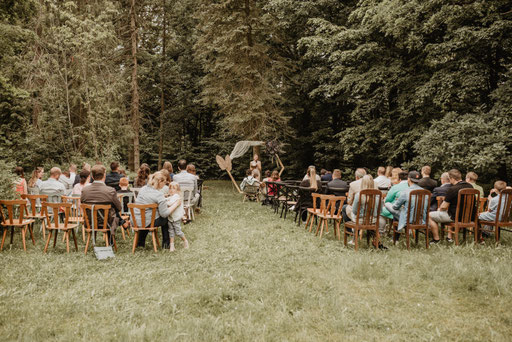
[374,166,392,189]
[342,168,367,222]
[173,159,200,206]
[40,167,66,198]
[69,164,77,184]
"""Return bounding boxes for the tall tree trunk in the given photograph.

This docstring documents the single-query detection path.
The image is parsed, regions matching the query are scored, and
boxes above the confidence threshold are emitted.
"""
[158,0,167,170]
[130,0,140,171]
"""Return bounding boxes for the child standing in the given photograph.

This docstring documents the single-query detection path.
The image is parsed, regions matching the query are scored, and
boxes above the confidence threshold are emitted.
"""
[167,182,189,252]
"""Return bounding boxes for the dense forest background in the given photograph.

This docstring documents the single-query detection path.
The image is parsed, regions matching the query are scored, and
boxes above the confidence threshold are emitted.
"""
[1,0,511,184]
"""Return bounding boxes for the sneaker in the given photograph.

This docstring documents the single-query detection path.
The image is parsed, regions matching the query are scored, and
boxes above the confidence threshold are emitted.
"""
[430,238,440,244]
[377,243,388,250]
[169,243,175,252]
[183,240,189,249]
[446,237,454,243]
[348,239,355,246]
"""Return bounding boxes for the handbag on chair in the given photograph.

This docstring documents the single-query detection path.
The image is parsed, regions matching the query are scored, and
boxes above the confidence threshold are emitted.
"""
[90,205,115,260]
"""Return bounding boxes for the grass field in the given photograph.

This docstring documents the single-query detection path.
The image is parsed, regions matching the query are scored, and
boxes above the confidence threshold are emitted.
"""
[1,180,512,341]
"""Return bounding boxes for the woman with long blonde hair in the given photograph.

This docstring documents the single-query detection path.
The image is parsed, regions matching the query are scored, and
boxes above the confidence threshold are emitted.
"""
[28,167,44,190]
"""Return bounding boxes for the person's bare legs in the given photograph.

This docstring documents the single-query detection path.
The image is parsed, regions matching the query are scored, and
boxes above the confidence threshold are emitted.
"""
[429,218,440,241]
[170,237,175,251]
[181,236,189,248]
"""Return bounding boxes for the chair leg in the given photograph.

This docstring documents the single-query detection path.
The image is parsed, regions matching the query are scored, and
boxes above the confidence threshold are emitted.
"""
[21,227,27,251]
[425,228,430,249]
[113,236,117,252]
[84,233,91,255]
[154,230,160,247]
[315,218,322,235]
[65,231,70,253]
[29,223,36,245]
[454,227,459,246]
[319,219,326,238]
[406,228,410,250]
[354,229,359,251]
[121,226,126,240]
[71,229,78,252]
[151,231,158,252]
[0,228,8,251]
[132,231,139,254]
[53,230,58,248]
[82,224,86,242]
[44,230,52,253]
[305,213,311,230]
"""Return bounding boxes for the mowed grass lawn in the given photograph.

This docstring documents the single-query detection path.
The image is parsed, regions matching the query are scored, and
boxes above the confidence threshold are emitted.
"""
[1,180,512,341]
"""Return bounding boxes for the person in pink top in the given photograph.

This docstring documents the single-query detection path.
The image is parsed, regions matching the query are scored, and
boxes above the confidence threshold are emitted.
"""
[72,170,91,195]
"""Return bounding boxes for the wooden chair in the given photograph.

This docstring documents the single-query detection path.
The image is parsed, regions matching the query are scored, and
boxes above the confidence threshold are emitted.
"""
[392,190,431,250]
[477,189,512,244]
[305,193,323,231]
[315,195,346,239]
[81,204,117,255]
[344,189,382,251]
[21,194,48,238]
[444,188,480,245]
[478,197,488,214]
[295,187,315,225]
[128,203,159,253]
[0,200,35,251]
[181,185,195,221]
[43,202,78,253]
[280,185,299,219]
[117,193,134,240]
[62,195,84,241]
[242,183,260,202]
[131,187,141,199]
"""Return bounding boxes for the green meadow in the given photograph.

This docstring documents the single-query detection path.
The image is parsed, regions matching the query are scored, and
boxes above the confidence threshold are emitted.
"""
[1,181,511,341]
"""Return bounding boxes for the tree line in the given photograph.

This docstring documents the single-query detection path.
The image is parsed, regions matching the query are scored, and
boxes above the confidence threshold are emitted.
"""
[1,0,511,185]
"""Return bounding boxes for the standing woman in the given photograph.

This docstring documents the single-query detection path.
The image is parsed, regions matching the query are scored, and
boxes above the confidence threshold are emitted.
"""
[13,167,27,197]
[28,167,44,193]
[133,171,172,249]
[250,154,262,181]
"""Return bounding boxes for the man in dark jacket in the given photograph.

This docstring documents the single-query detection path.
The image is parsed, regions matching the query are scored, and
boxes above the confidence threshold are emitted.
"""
[430,172,452,211]
[105,162,123,191]
[327,169,349,196]
[418,165,437,192]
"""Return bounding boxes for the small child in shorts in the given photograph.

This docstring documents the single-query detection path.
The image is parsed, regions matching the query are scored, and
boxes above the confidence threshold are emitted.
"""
[167,182,189,252]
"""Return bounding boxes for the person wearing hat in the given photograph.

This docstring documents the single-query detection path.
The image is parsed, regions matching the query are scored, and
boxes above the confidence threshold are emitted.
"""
[384,171,426,233]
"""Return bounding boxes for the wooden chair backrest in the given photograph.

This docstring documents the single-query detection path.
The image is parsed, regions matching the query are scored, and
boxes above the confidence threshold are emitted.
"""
[81,203,111,232]
[21,194,48,216]
[243,183,260,195]
[406,189,431,226]
[28,186,40,195]
[478,198,488,214]
[326,195,346,219]
[311,193,322,211]
[0,200,27,225]
[354,189,382,227]
[318,194,331,214]
[454,188,479,223]
[494,189,512,224]
[127,203,157,230]
[180,186,194,206]
[117,193,134,215]
[131,187,141,199]
[62,195,82,218]
[437,196,445,209]
[43,202,72,229]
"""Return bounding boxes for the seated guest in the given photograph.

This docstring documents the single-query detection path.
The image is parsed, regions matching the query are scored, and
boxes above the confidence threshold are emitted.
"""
[105,161,123,191]
[466,171,484,197]
[73,163,91,186]
[344,168,367,210]
[173,159,199,205]
[418,165,437,192]
[186,164,199,179]
[240,169,260,191]
[13,166,27,196]
[159,170,171,194]
[296,167,321,221]
[430,172,451,211]
[479,181,507,224]
[81,165,126,244]
[72,170,91,196]
[384,171,426,233]
[374,166,392,189]
[133,171,172,248]
[134,163,150,187]
[320,169,333,182]
[302,165,321,182]
[390,167,402,185]
[384,166,393,180]
[28,167,44,193]
[59,170,74,195]
[380,171,409,222]
[249,154,262,181]
[162,161,175,181]
[117,177,132,212]
[40,167,66,196]
[327,169,349,196]
[266,170,281,196]
[429,169,474,243]
[351,175,386,249]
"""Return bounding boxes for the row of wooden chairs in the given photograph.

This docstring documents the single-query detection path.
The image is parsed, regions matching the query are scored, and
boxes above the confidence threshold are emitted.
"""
[0,197,162,254]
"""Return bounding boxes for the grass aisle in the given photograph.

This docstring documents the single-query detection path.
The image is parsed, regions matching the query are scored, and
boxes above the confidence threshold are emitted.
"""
[1,180,512,341]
